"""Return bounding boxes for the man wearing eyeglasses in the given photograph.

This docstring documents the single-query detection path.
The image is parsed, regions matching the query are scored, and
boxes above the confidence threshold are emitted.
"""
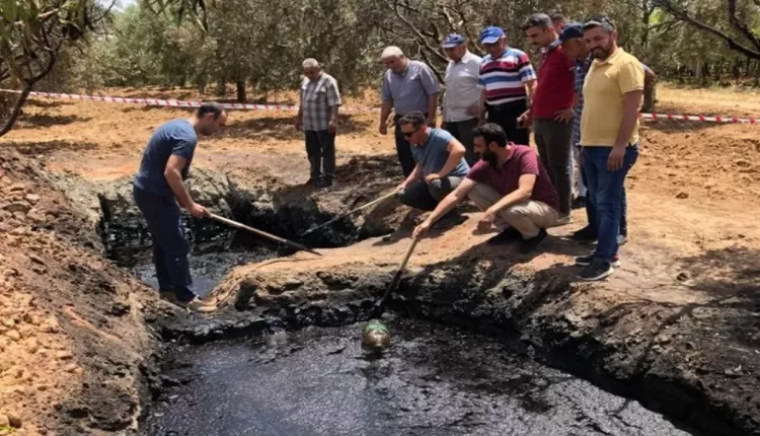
[441,34,483,166]
[574,17,643,281]
[379,46,441,178]
[396,111,470,224]
[476,26,537,146]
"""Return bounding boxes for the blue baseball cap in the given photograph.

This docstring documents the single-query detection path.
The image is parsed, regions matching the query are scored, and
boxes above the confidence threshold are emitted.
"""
[443,33,465,48]
[479,26,505,44]
[560,22,584,43]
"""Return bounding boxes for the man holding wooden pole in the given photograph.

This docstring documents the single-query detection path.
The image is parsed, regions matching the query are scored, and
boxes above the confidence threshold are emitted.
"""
[133,103,227,312]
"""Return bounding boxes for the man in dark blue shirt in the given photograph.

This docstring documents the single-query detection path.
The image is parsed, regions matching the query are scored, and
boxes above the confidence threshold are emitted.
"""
[133,103,227,312]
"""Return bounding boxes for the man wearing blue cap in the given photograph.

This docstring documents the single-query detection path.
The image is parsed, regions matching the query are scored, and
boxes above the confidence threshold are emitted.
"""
[442,34,482,166]
[476,26,537,146]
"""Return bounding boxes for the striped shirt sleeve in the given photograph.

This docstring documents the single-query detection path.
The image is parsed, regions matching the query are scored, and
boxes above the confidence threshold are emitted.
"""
[518,53,537,82]
[477,61,487,89]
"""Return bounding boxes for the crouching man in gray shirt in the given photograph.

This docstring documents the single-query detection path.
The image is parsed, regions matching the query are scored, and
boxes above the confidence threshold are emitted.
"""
[396,111,470,225]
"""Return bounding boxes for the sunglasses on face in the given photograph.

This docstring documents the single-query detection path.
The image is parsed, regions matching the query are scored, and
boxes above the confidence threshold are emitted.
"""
[402,127,421,138]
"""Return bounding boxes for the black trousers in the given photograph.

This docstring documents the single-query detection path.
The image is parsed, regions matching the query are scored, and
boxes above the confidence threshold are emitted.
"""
[534,119,573,215]
[486,100,530,145]
[133,186,195,302]
[444,118,479,166]
[305,130,336,180]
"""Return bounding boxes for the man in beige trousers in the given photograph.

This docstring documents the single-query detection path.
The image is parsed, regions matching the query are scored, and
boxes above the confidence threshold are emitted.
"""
[414,123,559,254]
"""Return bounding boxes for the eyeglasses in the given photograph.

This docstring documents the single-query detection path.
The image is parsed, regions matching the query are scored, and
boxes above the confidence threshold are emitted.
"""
[402,127,421,138]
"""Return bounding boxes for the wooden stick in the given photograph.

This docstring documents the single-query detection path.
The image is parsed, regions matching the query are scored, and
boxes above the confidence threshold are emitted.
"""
[300,190,398,237]
[371,235,420,318]
[209,213,322,256]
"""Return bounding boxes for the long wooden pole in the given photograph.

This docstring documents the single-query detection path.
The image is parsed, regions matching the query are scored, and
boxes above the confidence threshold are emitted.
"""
[300,190,398,237]
[371,235,420,318]
[209,213,322,256]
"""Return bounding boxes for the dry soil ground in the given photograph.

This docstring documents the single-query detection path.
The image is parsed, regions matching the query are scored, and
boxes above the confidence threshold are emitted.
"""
[1,84,760,435]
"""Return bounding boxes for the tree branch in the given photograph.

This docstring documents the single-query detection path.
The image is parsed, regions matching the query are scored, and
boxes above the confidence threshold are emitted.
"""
[416,42,445,83]
[726,0,760,53]
[451,0,476,50]
[655,0,760,59]
[0,85,31,138]
[383,0,448,64]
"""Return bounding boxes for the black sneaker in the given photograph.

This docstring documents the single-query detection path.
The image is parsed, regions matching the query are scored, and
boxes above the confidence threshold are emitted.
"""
[317,178,333,188]
[520,228,548,254]
[570,225,598,243]
[487,227,522,245]
[572,196,587,210]
[575,254,620,268]
[304,177,319,186]
[579,259,615,281]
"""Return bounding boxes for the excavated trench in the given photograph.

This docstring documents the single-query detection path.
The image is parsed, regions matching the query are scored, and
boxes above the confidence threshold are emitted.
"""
[91,172,705,436]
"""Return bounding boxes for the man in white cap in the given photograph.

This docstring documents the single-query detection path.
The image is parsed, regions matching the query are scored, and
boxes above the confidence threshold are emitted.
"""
[379,46,441,177]
[442,34,482,166]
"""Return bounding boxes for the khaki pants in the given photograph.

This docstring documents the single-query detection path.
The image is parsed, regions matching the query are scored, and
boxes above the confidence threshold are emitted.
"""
[467,183,559,239]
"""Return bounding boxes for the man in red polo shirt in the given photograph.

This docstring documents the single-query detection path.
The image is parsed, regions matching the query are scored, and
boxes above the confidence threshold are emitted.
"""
[413,123,559,254]
[520,13,575,224]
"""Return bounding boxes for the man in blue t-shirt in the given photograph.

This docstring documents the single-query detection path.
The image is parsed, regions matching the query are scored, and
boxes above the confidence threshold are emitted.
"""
[133,103,227,312]
[396,111,470,224]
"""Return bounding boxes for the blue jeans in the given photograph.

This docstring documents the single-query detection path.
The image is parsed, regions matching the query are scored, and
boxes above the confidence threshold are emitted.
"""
[582,144,639,262]
[582,164,628,237]
[133,185,196,302]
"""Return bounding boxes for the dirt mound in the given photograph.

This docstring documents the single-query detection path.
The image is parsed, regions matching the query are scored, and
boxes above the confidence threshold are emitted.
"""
[0,149,166,435]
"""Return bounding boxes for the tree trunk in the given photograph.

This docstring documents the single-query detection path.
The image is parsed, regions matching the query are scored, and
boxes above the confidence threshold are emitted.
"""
[215,76,226,97]
[0,85,31,138]
[643,81,656,113]
[695,60,704,84]
[236,81,246,102]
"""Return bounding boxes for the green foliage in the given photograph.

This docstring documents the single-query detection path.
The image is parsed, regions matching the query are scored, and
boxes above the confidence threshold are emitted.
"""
[16,0,760,99]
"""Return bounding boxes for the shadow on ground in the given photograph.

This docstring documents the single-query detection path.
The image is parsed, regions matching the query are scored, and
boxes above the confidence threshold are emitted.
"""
[24,99,69,109]
[17,113,91,129]
[222,113,373,142]
[5,140,99,156]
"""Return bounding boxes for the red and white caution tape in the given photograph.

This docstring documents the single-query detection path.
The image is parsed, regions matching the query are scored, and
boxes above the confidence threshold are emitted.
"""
[639,112,758,124]
[4,89,759,123]
[0,89,378,113]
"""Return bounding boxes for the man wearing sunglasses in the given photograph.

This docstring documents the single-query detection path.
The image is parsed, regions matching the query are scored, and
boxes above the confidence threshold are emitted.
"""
[441,34,483,166]
[396,111,470,224]
[413,123,559,254]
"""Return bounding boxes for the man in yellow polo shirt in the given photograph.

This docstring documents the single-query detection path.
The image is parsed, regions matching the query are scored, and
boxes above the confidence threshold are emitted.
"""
[575,17,643,281]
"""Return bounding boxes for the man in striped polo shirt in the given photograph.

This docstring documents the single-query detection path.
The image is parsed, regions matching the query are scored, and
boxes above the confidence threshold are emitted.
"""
[477,26,537,146]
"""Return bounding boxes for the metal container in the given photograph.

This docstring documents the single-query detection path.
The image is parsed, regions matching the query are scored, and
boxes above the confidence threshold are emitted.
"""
[362,319,391,352]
